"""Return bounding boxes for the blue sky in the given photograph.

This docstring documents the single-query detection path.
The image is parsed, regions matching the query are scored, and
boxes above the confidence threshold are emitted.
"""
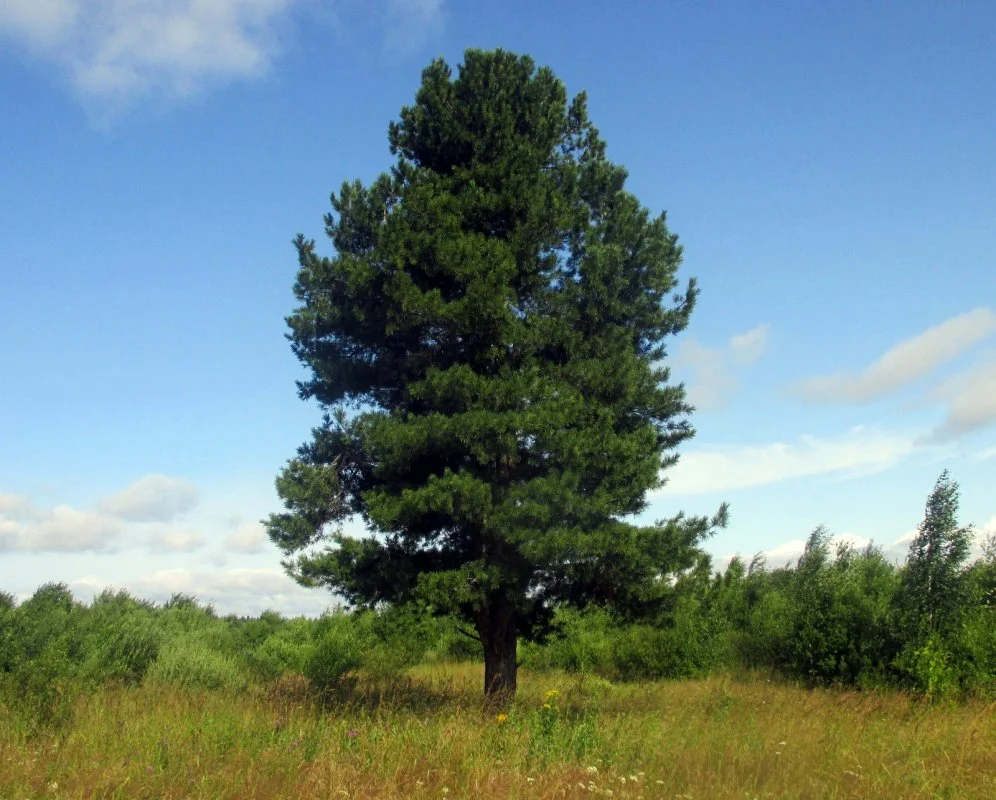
[1,0,993,615]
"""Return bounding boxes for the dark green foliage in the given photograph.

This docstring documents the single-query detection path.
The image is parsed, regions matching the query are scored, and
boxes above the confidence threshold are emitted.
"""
[266,48,724,698]
[773,529,899,686]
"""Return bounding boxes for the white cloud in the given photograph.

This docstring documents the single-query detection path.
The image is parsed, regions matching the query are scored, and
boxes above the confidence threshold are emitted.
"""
[383,0,443,53]
[17,504,122,552]
[100,474,199,522]
[796,308,996,404]
[973,446,996,462]
[0,476,203,552]
[672,324,770,411]
[225,521,269,554]
[919,359,996,443]
[0,493,30,514]
[656,426,915,496]
[71,567,330,616]
[0,0,296,106]
[0,0,79,46]
[147,526,207,553]
[729,325,770,366]
[0,0,447,111]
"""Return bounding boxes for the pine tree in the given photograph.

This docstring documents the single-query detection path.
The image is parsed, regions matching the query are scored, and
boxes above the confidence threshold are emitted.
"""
[265,49,726,700]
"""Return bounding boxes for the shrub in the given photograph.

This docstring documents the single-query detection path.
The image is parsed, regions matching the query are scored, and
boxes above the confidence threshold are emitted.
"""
[304,613,364,692]
[147,633,248,692]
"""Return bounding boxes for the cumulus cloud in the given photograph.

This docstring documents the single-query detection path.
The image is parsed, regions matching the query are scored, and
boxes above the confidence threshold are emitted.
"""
[100,474,199,522]
[0,0,447,112]
[71,567,330,616]
[0,475,203,552]
[224,521,269,554]
[656,426,915,496]
[0,500,122,553]
[0,0,296,106]
[796,308,996,404]
[919,359,996,443]
[672,324,770,411]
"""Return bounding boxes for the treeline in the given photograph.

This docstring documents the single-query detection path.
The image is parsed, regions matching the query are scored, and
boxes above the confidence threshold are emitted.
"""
[527,472,995,696]
[2,473,993,730]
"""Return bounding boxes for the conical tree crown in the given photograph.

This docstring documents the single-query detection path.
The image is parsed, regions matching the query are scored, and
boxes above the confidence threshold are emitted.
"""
[268,49,721,645]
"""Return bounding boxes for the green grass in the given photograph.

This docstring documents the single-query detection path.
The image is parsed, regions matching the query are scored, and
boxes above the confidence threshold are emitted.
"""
[1,664,993,799]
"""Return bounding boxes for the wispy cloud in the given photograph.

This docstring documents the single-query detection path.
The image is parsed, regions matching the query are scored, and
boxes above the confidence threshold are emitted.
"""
[974,446,996,462]
[656,426,916,496]
[0,0,296,109]
[147,526,207,554]
[383,0,444,54]
[795,308,996,404]
[0,0,447,113]
[919,358,996,443]
[672,324,770,411]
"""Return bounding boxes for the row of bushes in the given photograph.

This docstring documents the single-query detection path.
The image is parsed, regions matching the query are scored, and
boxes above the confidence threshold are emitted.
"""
[524,528,995,694]
[0,585,480,731]
[2,474,993,731]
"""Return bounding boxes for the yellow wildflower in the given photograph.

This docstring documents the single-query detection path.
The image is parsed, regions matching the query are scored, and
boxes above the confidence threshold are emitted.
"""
[495,713,508,724]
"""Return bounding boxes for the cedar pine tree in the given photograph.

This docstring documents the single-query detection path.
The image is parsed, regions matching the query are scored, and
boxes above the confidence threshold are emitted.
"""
[265,49,727,701]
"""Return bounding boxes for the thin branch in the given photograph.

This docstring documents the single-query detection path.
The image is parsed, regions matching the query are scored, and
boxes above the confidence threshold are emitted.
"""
[456,627,483,643]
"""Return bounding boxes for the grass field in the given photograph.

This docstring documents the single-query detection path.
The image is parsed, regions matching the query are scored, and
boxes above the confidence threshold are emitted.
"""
[1,664,993,799]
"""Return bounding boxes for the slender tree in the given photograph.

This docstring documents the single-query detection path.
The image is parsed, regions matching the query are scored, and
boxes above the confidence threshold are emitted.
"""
[266,49,725,700]
[900,470,974,640]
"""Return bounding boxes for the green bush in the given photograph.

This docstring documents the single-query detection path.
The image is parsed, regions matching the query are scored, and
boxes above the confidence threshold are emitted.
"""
[304,613,364,692]
[77,589,162,684]
[147,633,248,692]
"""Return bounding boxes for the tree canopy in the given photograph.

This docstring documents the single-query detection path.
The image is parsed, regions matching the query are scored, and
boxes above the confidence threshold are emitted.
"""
[265,49,726,699]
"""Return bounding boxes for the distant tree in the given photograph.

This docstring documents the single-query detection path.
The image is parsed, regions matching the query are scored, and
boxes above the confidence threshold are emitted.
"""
[265,49,725,701]
[899,471,974,640]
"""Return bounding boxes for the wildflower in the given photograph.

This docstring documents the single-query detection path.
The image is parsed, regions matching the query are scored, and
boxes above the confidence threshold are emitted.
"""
[542,702,552,710]
[545,689,560,700]
[496,713,508,724]
[586,766,599,774]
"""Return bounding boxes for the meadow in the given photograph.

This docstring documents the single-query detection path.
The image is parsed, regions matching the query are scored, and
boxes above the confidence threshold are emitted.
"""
[2,663,994,800]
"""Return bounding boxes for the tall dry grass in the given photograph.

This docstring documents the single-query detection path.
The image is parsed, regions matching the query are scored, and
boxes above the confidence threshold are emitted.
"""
[1,664,993,799]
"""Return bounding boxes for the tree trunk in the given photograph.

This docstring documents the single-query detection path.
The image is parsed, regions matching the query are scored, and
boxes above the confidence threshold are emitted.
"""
[478,604,517,704]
